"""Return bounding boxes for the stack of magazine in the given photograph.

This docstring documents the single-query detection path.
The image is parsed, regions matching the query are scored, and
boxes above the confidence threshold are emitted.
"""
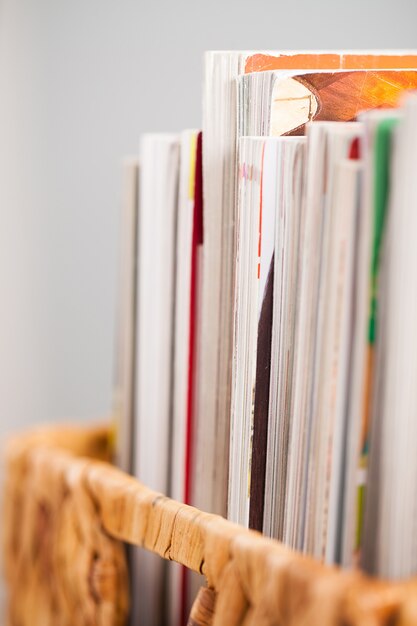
[112,50,417,625]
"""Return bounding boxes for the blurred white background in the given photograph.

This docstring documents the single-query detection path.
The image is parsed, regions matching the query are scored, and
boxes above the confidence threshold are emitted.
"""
[0,0,416,439]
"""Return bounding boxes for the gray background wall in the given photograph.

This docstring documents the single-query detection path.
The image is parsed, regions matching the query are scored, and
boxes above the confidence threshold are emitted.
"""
[0,0,416,438]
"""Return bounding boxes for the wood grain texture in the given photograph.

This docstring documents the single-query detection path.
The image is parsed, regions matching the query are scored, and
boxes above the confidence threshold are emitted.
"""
[4,424,417,626]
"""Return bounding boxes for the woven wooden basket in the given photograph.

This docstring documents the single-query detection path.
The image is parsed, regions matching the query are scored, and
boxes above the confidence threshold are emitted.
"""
[3,424,417,626]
